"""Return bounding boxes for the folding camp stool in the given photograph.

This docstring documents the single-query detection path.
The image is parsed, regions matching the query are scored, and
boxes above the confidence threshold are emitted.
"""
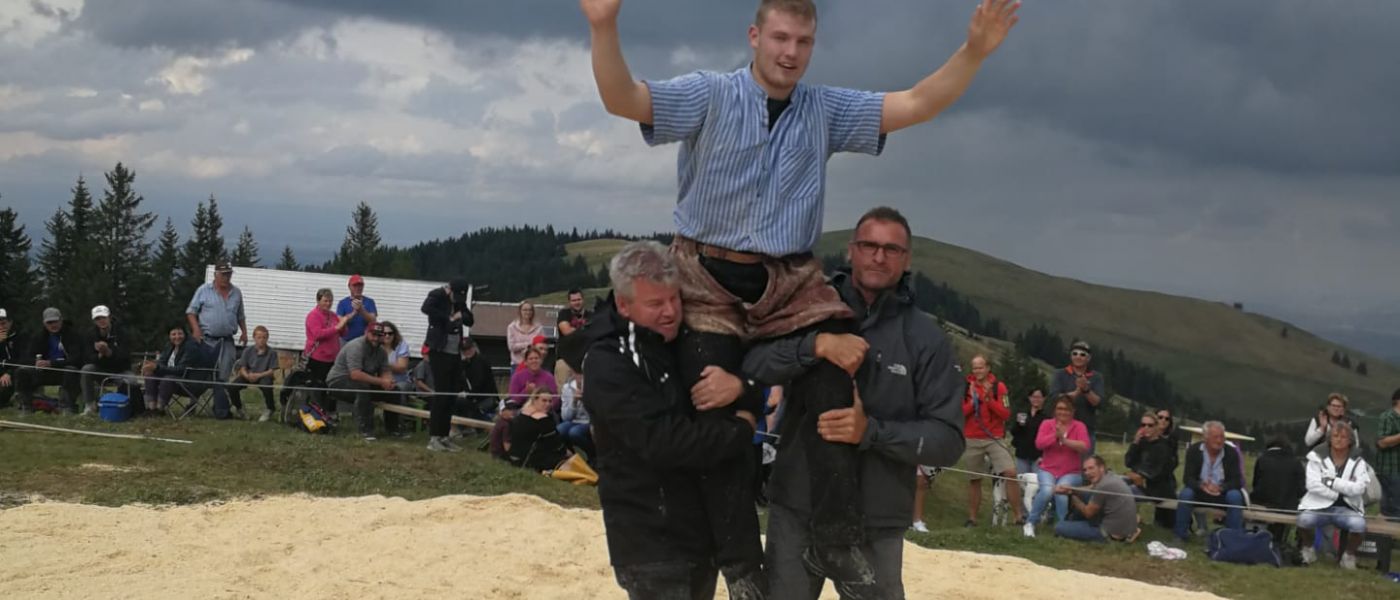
[168,366,220,420]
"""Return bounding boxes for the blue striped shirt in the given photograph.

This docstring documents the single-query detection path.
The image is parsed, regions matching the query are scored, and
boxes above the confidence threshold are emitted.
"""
[643,67,886,256]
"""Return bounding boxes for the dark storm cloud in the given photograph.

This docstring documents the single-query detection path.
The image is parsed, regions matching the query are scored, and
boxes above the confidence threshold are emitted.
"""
[68,0,327,52]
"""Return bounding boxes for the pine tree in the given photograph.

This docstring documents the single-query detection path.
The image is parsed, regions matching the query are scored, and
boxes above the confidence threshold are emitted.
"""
[146,218,183,344]
[177,196,228,302]
[1331,350,1342,366]
[334,201,383,275]
[231,226,260,267]
[1340,353,1352,369]
[37,176,105,320]
[1357,361,1369,376]
[276,245,299,271]
[0,205,41,321]
[93,163,156,338]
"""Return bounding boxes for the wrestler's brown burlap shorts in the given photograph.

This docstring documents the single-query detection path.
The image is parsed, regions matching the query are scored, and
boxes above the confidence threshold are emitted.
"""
[670,239,853,342]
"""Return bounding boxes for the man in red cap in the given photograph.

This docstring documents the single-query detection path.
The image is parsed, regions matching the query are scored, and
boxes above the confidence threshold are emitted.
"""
[337,274,378,343]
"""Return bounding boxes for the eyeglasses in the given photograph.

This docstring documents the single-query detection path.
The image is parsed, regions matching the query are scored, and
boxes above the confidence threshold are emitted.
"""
[1070,351,1089,358]
[1140,422,1156,428]
[851,240,908,258]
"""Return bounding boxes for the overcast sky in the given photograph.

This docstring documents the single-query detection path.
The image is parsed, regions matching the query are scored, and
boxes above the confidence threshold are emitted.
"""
[1,0,1396,332]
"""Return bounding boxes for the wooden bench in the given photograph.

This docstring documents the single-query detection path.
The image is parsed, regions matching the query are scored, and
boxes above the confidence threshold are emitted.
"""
[1154,499,1400,570]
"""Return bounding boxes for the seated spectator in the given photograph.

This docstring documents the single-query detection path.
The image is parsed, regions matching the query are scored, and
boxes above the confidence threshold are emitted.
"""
[1305,392,1362,454]
[508,347,558,412]
[326,323,401,441]
[14,307,85,413]
[141,325,202,411]
[1174,420,1246,541]
[509,389,568,472]
[1252,435,1305,550]
[557,373,593,458]
[1054,455,1141,543]
[1297,422,1371,569]
[1124,411,1177,528]
[380,320,413,397]
[412,344,435,403]
[1378,388,1400,526]
[1024,395,1091,537]
[80,305,140,416]
[460,337,498,420]
[489,402,519,461]
[1009,388,1049,476]
[1156,408,1182,446]
[231,326,279,422]
[0,308,18,409]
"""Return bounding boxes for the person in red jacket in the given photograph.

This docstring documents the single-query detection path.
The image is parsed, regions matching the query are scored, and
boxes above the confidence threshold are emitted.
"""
[959,354,1022,526]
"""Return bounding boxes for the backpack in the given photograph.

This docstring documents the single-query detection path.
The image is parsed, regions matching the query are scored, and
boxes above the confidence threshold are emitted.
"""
[1207,528,1281,567]
[296,400,334,434]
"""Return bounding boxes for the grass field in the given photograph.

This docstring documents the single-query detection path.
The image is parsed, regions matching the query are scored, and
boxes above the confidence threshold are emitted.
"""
[3,406,1397,599]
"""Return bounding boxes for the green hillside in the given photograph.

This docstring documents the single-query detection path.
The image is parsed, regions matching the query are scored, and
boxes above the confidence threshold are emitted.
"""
[814,231,1399,420]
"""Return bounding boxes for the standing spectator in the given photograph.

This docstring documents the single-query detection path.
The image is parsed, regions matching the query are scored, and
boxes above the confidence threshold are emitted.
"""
[959,354,1022,526]
[1009,388,1049,475]
[336,274,378,343]
[506,301,541,367]
[422,278,473,452]
[1251,435,1305,550]
[554,289,591,387]
[509,389,568,471]
[231,326,279,422]
[0,308,19,409]
[1049,341,1105,450]
[1304,392,1362,454]
[14,307,85,413]
[1053,456,1141,543]
[460,337,498,419]
[557,373,593,458]
[185,261,248,420]
[509,346,558,412]
[141,325,202,411]
[1124,412,1177,528]
[1024,395,1090,537]
[1297,422,1372,569]
[327,323,399,441]
[304,288,351,412]
[1377,388,1400,524]
[1174,421,1246,541]
[742,208,965,596]
[79,305,139,416]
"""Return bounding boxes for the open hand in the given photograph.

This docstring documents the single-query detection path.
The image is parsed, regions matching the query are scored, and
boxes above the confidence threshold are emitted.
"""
[966,0,1020,60]
[580,0,622,27]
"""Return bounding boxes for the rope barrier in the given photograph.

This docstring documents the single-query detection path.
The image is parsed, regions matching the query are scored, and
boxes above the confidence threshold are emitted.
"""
[935,464,1393,523]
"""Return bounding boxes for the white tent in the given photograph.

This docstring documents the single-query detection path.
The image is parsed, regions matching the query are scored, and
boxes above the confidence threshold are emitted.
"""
[202,266,470,358]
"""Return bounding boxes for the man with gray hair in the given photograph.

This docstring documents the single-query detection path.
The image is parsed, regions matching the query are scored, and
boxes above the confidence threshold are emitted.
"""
[579,240,764,599]
[185,261,248,419]
[1175,420,1246,540]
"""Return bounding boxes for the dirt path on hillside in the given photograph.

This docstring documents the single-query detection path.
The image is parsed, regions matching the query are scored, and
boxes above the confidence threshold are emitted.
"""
[0,493,1224,599]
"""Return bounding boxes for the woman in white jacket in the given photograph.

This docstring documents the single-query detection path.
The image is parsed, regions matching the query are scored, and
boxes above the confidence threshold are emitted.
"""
[1296,421,1371,569]
[1304,392,1361,454]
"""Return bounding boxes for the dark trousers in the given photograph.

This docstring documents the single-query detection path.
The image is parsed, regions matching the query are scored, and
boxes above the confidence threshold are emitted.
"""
[614,561,719,600]
[0,380,16,408]
[766,504,905,600]
[306,359,334,410]
[331,384,401,436]
[427,350,461,437]
[15,366,82,410]
[232,376,276,410]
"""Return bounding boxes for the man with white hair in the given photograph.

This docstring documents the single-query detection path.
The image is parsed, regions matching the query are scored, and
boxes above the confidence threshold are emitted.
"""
[581,241,762,599]
[1174,420,1246,541]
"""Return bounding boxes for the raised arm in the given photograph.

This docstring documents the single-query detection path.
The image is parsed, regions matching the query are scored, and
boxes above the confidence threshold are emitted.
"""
[880,0,1019,134]
[581,0,653,123]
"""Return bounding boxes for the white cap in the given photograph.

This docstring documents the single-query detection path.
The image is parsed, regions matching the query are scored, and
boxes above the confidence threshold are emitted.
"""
[91,305,111,320]
[0,308,8,320]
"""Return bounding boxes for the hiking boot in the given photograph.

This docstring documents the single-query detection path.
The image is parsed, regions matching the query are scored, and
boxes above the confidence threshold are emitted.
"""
[801,544,875,588]
[1300,546,1317,565]
[1339,552,1357,570]
[427,437,452,452]
[910,520,929,534]
[441,437,463,452]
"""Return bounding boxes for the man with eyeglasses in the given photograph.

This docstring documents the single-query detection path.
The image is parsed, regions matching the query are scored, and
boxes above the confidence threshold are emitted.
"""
[1050,341,1105,451]
[745,206,964,597]
[185,261,248,419]
[326,323,399,441]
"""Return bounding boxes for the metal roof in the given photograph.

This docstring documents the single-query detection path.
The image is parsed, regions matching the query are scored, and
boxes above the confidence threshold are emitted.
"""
[201,266,468,358]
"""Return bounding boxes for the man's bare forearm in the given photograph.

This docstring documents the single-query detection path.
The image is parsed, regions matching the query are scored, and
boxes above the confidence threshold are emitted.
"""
[589,21,651,123]
[882,45,985,133]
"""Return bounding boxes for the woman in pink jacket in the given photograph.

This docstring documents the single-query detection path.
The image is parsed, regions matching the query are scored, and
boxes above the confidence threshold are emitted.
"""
[505,301,541,367]
[1024,395,1091,537]
[304,288,350,408]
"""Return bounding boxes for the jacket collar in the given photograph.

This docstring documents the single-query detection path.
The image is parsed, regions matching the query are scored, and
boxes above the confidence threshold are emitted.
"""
[832,269,914,327]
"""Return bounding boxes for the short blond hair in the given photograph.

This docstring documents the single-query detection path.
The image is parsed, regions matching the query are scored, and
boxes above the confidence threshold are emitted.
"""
[756,0,817,26]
